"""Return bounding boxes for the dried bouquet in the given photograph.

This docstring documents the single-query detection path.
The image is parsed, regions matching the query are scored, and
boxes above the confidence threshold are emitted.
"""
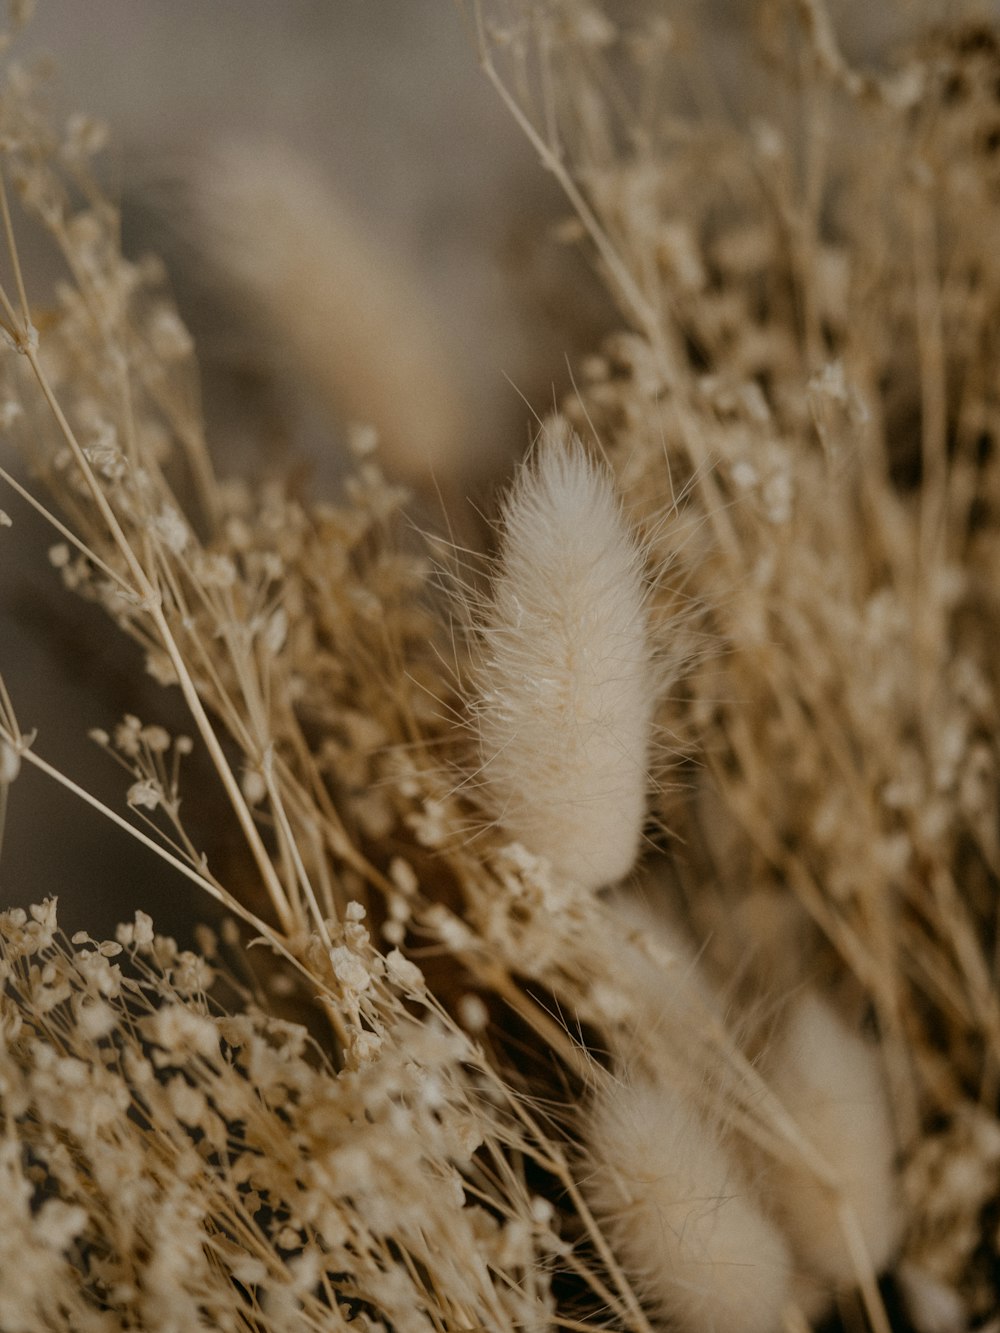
[2,1,1000,1330]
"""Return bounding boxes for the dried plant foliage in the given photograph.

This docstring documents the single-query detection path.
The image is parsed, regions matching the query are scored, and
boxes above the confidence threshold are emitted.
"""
[2,1,1000,1330]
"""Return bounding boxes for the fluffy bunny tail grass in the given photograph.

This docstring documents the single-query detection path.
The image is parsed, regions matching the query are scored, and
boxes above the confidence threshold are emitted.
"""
[584,1074,793,1333]
[191,136,468,484]
[473,435,655,890]
[768,993,903,1303]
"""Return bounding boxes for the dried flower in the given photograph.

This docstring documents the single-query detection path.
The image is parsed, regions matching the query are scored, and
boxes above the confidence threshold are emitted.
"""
[767,993,902,1306]
[471,433,654,890]
[584,1072,793,1332]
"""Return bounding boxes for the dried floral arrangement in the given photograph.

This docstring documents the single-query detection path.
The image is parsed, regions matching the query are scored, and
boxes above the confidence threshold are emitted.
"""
[2,1,1000,1330]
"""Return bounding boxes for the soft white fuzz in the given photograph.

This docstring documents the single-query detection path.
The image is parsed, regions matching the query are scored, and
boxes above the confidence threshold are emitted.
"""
[192,137,467,484]
[584,1075,793,1333]
[768,993,902,1295]
[475,437,655,890]
[606,886,724,1047]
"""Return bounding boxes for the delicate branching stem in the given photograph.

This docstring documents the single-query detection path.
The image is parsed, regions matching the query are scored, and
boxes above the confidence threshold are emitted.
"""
[472,0,678,385]
[836,1197,893,1333]
[0,165,30,328]
[18,340,295,933]
[0,463,135,593]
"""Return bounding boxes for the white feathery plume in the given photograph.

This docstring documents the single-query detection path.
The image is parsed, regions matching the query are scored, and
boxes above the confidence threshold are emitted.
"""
[767,992,902,1304]
[473,434,655,891]
[584,1072,793,1333]
[603,885,724,1052]
[190,137,468,485]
